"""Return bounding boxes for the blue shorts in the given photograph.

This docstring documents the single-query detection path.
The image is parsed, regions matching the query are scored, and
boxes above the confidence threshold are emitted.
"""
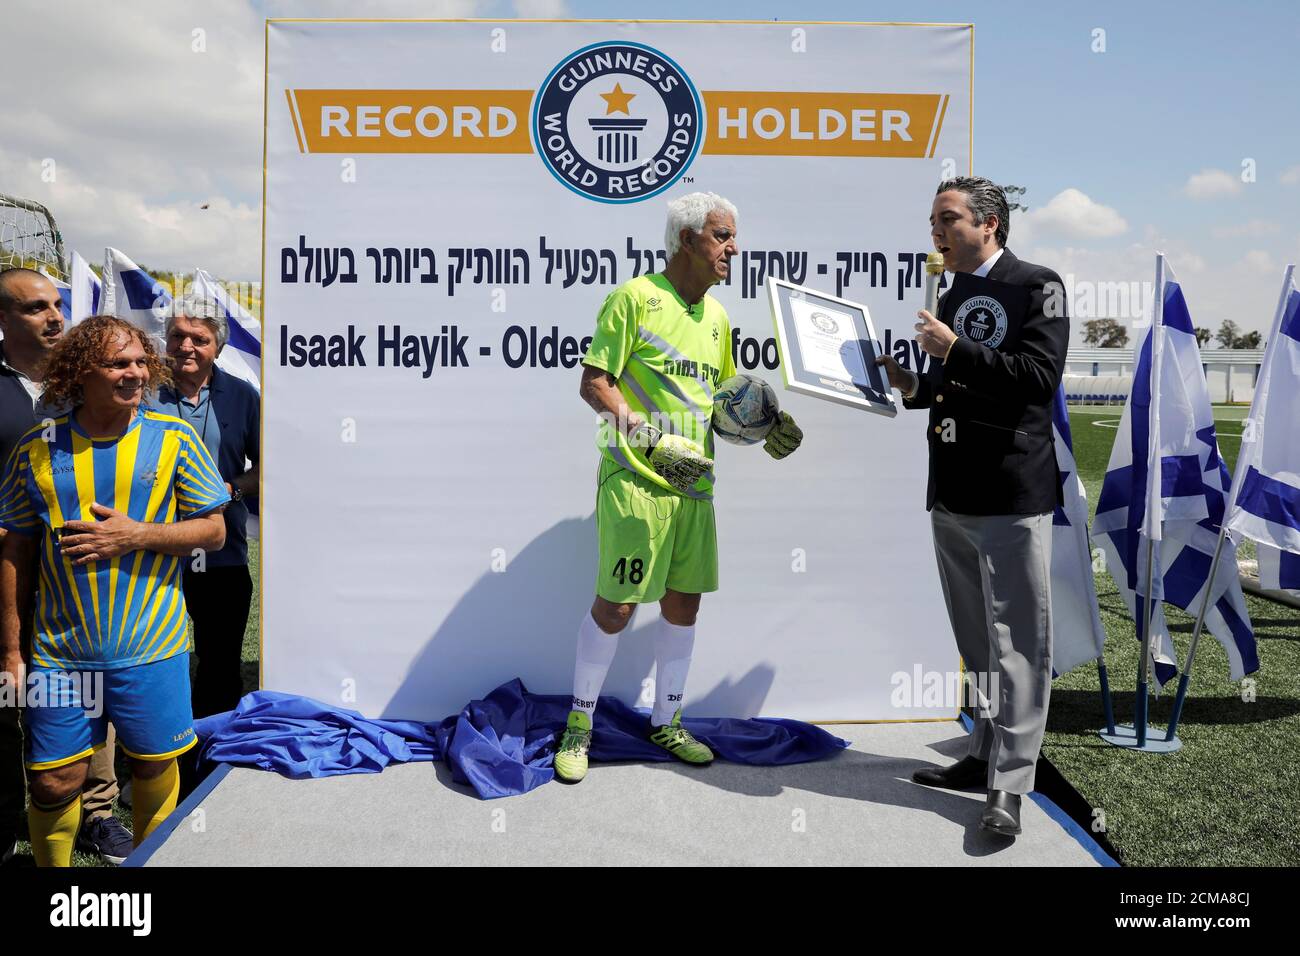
[24,653,196,770]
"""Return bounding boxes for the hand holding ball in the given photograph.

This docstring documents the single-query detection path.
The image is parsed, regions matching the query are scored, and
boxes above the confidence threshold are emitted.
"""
[711,374,802,459]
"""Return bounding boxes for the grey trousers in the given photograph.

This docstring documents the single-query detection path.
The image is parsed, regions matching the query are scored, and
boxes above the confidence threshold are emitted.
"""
[930,504,1053,794]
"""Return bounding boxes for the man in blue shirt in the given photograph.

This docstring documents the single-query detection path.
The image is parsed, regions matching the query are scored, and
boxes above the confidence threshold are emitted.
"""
[159,294,260,721]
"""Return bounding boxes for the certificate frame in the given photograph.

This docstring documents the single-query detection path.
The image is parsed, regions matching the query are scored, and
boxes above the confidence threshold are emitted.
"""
[766,277,898,417]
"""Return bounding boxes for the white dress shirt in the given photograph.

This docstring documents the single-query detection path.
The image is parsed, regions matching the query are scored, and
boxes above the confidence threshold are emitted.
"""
[902,245,1004,399]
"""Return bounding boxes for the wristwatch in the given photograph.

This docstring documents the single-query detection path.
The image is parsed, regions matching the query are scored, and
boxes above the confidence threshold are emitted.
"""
[229,486,244,503]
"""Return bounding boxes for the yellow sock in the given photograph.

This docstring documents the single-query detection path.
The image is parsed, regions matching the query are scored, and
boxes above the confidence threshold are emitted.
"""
[132,760,180,845]
[29,793,82,868]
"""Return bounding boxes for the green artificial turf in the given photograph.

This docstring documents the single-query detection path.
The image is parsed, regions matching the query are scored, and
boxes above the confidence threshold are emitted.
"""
[1043,408,1299,866]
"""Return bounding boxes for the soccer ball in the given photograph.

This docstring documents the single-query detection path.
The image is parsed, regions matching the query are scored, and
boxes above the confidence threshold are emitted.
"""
[711,374,780,445]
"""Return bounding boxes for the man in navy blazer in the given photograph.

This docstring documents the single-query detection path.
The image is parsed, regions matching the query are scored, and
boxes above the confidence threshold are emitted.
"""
[877,177,1069,836]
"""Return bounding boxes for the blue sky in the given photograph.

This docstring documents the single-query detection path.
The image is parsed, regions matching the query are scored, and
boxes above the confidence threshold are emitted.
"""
[4,0,1296,340]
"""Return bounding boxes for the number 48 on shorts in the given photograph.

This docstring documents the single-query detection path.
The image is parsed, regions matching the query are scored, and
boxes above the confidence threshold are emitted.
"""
[612,557,645,585]
[594,461,719,604]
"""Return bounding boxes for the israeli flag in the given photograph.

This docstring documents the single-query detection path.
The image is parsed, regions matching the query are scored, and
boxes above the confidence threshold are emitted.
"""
[192,269,261,391]
[1092,255,1258,686]
[39,267,73,323]
[103,246,170,341]
[1050,387,1108,676]
[1225,265,1300,594]
[101,250,258,389]
[69,250,103,324]
[1258,543,1300,594]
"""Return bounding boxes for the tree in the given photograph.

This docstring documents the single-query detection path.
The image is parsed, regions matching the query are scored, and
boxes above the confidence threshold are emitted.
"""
[1082,318,1129,348]
[1195,327,1212,347]
[1214,320,1264,349]
[1215,320,1241,349]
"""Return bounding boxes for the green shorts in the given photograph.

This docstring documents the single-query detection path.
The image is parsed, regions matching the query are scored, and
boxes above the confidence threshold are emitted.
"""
[595,457,719,604]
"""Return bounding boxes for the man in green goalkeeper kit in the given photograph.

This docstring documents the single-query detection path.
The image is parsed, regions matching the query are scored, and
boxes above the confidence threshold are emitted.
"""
[556,192,803,783]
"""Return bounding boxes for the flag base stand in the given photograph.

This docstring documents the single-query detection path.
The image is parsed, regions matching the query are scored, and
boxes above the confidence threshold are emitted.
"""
[1098,723,1183,753]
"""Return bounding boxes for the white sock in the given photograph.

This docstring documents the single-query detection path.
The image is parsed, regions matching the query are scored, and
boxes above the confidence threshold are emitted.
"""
[571,612,619,719]
[652,617,696,726]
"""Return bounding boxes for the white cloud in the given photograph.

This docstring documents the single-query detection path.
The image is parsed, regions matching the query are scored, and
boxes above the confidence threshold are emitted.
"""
[1019,188,1128,241]
[1184,168,1244,200]
[1239,250,1277,275]
[0,147,260,279]
[1016,229,1274,346]
[0,2,265,275]
[1212,219,1282,239]
[1281,165,1300,186]
[0,0,491,279]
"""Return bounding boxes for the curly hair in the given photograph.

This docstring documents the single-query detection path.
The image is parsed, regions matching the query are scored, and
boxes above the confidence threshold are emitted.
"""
[41,315,172,409]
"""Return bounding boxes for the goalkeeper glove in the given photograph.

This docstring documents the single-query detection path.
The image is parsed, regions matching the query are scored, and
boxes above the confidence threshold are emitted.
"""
[763,411,803,460]
[632,423,713,494]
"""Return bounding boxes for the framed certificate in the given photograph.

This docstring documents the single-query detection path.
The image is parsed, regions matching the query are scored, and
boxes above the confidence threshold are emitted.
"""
[766,277,897,416]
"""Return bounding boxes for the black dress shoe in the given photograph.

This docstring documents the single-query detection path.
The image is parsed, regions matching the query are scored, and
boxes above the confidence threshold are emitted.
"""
[980,789,1022,835]
[911,754,989,790]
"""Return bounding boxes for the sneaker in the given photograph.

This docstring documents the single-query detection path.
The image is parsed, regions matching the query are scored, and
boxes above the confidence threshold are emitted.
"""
[76,815,134,866]
[649,710,713,765]
[554,710,592,783]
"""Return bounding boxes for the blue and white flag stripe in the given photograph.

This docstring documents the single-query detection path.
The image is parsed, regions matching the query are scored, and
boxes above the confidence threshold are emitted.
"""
[104,246,169,339]
[1050,387,1109,676]
[1093,255,1258,685]
[1258,542,1300,594]
[39,267,73,323]
[1225,265,1300,557]
[193,268,261,391]
[69,250,102,324]
[102,249,261,392]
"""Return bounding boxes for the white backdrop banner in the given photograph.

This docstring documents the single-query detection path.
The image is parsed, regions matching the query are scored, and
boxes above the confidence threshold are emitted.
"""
[263,19,973,721]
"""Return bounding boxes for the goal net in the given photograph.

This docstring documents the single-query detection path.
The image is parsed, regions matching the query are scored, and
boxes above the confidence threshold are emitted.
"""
[0,193,67,281]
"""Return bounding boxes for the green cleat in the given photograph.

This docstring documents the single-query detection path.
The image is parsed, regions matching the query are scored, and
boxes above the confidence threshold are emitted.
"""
[554,710,593,783]
[649,710,713,765]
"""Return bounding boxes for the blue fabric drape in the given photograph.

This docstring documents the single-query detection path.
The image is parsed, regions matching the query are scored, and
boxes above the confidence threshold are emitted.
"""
[194,678,848,800]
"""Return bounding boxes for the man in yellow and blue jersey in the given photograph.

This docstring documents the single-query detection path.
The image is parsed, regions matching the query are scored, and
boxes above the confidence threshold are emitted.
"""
[554,193,804,783]
[0,316,229,865]
[1,268,137,866]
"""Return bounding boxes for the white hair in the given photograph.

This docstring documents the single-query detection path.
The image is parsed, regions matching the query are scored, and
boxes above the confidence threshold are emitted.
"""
[168,292,229,351]
[664,191,738,259]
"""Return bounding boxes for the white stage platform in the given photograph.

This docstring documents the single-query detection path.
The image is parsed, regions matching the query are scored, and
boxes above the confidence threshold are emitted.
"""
[131,720,1112,866]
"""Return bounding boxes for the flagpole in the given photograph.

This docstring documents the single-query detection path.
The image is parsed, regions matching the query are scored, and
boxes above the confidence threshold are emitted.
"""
[1165,524,1229,741]
[1097,656,1116,736]
[1076,508,1116,735]
[1136,536,1156,747]
[1133,255,1168,750]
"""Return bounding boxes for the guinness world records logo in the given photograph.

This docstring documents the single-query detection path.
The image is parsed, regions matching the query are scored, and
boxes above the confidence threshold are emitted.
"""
[953,295,1009,349]
[532,41,704,204]
[810,312,839,334]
